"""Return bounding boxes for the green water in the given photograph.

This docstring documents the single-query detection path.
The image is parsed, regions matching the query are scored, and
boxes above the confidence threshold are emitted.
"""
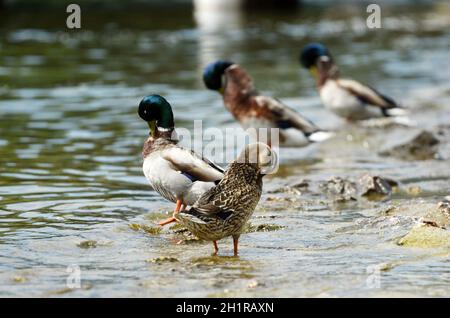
[0,2,449,297]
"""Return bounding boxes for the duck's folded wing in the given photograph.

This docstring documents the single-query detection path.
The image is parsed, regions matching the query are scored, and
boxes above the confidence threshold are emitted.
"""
[161,147,224,182]
[180,206,234,224]
[190,185,235,220]
[337,79,398,109]
[254,95,320,134]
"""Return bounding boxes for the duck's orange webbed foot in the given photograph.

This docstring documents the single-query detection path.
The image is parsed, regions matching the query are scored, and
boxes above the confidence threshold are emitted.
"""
[158,217,177,226]
[158,199,183,227]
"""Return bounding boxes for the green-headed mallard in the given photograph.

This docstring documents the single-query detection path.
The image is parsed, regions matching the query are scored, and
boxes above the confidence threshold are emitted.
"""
[300,43,408,121]
[175,142,277,256]
[138,95,224,226]
[203,60,333,147]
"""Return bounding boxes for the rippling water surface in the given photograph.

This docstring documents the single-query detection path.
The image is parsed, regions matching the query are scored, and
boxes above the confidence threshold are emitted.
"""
[0,2,449,297]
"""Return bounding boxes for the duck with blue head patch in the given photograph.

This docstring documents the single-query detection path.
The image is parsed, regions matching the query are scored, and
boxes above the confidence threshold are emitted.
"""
[203,60,333,147]
[300,43,408,121]
[138,95,224,226]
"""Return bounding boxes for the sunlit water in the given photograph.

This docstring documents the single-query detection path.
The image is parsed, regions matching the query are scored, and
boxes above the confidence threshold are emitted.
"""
[0,2,449,297]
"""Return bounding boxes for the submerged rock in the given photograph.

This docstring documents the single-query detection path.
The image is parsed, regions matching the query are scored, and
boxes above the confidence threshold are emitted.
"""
[379,130,440,160]
[129,223,162,235]
[77,240,97,249]
[146,256,179,264]
[244,223,284,233]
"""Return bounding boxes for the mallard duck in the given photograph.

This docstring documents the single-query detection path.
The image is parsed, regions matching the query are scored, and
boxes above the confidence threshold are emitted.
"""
[138,95,224,226]
[175,142,277,256]
[203,60,333,148]
[300,43,408,121]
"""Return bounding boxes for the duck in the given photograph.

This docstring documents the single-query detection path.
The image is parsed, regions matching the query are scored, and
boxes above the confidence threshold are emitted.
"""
[203,60,333,148]
[175,142,277,256]
[300,43,408,121]
[138,95,224,226]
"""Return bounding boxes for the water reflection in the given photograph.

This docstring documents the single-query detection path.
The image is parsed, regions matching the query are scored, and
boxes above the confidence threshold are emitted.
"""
[194,0,244,71]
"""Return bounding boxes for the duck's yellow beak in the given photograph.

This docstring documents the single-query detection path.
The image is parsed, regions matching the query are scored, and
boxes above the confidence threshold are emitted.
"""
[309,66,318,78]
[148,120,156,137]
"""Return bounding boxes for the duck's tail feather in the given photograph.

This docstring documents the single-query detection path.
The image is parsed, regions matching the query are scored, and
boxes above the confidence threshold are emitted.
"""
[176,208,208,225]
[391,116,417,127]
[385,107,409,117]
[307,130,335,143]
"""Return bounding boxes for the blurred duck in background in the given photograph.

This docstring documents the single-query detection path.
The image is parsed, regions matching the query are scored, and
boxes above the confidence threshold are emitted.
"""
[300,43,408,122]
[138,95,224,226]
[203,60,333,148]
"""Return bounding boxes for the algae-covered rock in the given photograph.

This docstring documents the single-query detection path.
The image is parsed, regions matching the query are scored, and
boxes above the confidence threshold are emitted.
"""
[406,186,423,196]
[128,223,162,235]
[244,223,284,233]
[398,224,450,248]
[12,275,27,283]
[147,256,179,264]
[77,240,97,249]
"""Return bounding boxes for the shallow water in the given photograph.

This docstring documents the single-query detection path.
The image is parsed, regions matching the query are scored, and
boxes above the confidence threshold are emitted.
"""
[0,2,449,297]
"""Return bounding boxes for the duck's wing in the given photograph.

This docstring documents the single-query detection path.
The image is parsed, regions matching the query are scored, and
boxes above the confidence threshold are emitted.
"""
[161,146,224,182]
[179,184,235,223]
[253,95,321,135]
[336,79,399,112]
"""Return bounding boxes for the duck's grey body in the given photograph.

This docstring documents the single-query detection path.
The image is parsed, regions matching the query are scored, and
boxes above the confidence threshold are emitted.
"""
[142,137,224,206]
[319,78,404,120]
[299,43,407,122]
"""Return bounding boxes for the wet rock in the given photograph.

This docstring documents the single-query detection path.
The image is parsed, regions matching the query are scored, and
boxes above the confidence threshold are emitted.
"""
[291,179,310,190]
[438,200,450,215]
[267,186,302,195]
[319,177,358,202]
[12,275,27,283]
[359,174,397,198]
[147,256,179,264]
[320,175,396,201]
[244,223,284,233]
[77,240,97,249]
[406,186,422,196]
[247,280,264,288]
[265,196,298,203]
[420,219,444,229]
[129,223,162,235]
[379,130,440,160]
[397,223,450,248]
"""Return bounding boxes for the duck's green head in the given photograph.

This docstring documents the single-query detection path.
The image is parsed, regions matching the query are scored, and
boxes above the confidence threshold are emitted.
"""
[203,60,234,93]
[138,95,175,137]
[300,43,333,78]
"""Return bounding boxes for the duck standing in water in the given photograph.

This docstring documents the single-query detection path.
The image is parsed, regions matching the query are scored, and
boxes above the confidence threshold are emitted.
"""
[203,60,333,147]
[138,95,224,226]
[175,142,277,256]
[300,43,407,121]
